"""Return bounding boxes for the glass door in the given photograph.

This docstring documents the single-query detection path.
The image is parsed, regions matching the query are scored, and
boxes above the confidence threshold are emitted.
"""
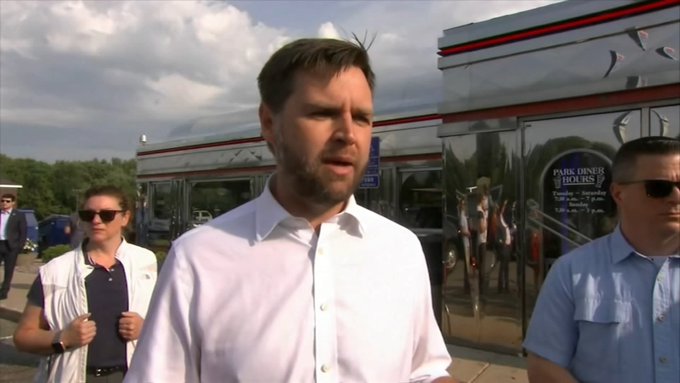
[521,110,642,331]
[441,129,522,352]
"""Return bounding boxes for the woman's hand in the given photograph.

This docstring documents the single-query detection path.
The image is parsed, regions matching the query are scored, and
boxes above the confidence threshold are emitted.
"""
[62,313,97,349]
[118,311,144,341]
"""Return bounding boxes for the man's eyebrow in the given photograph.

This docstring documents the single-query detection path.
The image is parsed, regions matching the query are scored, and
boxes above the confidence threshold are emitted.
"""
[352,107,373,118]
[301,102,373,119]
[303,104,339,113]
[301,101,339,110]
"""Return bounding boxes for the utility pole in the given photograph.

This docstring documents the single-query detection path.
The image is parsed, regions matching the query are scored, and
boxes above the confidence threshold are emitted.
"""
[73,188,84,212]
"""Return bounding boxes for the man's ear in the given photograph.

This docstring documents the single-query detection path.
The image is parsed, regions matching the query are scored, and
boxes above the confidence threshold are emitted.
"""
[259,103,274,144]
[610,182,624,205]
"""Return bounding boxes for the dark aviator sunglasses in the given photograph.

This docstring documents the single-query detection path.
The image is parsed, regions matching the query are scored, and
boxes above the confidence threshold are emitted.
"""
[78,209,123,223]
[619,179,680,199]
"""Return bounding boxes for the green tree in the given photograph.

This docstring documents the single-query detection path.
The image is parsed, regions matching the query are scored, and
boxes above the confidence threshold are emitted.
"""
[0,155,136,220]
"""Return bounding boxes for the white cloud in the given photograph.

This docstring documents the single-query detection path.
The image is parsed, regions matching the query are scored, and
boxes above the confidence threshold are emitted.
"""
[144,74,224,116]
[0,1,286,131]
[0,0,561,162]
[0,107,92,128]
[318,22,341,39]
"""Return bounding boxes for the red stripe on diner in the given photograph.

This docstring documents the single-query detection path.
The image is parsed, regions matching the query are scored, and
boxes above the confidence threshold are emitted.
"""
[137,136,264,156]
[439,0,679,57]
[136,153,442,179]
[373,113,440,127]
[381,153,441,163]
[441,84,680,123]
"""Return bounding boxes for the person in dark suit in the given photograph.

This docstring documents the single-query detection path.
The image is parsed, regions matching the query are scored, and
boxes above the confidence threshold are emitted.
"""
[0,193,27,300]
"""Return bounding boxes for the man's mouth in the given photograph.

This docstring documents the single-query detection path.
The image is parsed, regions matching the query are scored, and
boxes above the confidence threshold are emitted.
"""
[322,156,355,175]
[324,158,353,166]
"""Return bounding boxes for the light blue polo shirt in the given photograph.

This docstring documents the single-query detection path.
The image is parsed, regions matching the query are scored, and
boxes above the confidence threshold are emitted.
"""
[523,226,679,383]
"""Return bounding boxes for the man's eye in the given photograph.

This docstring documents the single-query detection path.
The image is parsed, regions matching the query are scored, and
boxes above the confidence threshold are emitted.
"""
[310,112,331,119]
[354,116,372,125]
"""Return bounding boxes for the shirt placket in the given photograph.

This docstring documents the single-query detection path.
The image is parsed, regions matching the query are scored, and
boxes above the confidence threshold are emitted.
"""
[652,261,676,382]
[0,212,7,240]
[313,223,338,383]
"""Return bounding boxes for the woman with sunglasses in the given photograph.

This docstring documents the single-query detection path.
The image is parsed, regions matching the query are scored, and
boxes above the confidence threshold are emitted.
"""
[13,185,157,383]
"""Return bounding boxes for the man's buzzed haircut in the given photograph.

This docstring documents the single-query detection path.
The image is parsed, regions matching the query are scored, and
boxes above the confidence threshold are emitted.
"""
[612,136,679,182]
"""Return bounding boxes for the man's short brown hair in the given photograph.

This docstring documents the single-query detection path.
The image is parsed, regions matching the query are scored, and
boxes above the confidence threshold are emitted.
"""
[257,38,375,113]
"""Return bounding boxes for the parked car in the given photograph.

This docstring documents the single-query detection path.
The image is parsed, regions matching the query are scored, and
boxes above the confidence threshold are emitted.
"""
[191,210,213,226]
[38,215,71,256]
[18,209,39,253]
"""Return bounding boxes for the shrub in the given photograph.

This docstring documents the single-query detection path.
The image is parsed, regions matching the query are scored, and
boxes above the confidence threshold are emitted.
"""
[155,250,168,270]
[41,244,72,263]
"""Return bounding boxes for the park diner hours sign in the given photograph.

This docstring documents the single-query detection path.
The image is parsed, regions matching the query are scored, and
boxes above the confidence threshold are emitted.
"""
[544,150,612,217]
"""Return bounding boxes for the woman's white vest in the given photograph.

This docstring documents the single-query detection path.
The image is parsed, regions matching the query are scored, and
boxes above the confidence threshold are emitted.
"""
[34,240,157,383]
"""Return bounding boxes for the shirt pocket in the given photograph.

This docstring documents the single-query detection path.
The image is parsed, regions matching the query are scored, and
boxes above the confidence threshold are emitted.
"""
[572,298,630,381]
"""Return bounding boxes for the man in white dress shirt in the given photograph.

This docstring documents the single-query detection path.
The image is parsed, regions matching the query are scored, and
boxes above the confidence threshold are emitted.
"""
[125,38,456,383]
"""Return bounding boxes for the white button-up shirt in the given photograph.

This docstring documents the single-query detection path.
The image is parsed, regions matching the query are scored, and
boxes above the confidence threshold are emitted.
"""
[126,184,452,383]
[0,208,12,240]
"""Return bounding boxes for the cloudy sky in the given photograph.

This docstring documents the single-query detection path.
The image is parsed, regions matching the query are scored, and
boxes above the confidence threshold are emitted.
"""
[0,0,559,162]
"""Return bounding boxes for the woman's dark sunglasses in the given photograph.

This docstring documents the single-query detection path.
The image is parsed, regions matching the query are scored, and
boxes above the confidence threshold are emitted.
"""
[620,179,680,199]
[78,209,123,223]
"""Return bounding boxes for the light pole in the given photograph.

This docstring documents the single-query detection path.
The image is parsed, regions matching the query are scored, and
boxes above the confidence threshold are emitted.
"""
[73,188,84,212]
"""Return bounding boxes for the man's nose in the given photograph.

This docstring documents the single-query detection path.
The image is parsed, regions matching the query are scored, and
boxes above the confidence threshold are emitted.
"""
[332,113,357,144]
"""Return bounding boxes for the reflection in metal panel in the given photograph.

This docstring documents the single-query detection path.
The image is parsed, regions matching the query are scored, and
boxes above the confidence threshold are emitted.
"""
[650,105,680,138]
[437,0,679,355]
[440,102,677,352]
[439,21,680,114]
[442,130,523,353]
[137,115,442,178]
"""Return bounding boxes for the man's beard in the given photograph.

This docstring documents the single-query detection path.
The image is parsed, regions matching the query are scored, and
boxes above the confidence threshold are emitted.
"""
[274,129,367,207]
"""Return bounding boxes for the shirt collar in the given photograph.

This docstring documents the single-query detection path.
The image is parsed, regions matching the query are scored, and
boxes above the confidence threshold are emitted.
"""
[255,179,292,241]
[610,225,637,264]
[79,237,128,266]
[1,209,12,215]
[255,176,366,241]
[341,195,366,237]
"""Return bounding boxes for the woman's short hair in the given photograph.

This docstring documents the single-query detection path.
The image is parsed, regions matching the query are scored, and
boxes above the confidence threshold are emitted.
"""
[82,185,131,211]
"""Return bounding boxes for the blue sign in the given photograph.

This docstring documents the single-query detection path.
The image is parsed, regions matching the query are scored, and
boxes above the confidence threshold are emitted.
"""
[360,137,380,189]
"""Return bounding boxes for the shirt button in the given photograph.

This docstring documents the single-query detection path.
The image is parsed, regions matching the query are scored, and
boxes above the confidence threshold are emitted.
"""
[320,364,330,373]
[657,314,665,322]
[318,248,324,256]
[659,357,668,364]
[320,303,328,311]
[108,278,113,282]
